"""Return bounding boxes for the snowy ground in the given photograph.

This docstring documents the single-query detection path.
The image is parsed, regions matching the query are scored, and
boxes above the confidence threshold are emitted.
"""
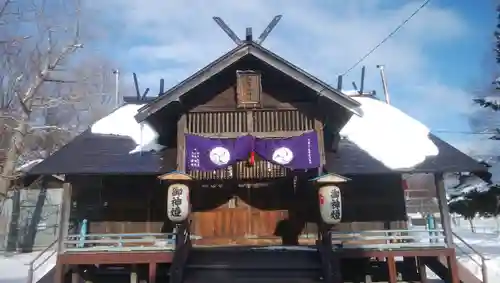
[0,250,56,283]
[417,217,500,282]
[451,218,500,282]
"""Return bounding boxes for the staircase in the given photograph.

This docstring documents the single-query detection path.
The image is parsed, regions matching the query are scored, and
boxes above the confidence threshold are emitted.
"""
[182,247,324,283]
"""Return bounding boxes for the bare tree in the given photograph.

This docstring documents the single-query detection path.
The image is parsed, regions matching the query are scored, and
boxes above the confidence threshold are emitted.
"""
[22,59,117,161]
[0,0,113,198]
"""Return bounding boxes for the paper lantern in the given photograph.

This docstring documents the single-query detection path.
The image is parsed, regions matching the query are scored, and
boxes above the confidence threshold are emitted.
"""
[318,185,342,224]
[167,183,190,222]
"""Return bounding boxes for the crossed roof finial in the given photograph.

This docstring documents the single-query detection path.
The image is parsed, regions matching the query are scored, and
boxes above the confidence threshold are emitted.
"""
[212,15,282,46]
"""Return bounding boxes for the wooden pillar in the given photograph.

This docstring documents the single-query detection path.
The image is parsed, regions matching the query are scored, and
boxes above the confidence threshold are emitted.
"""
[57,183,72,252]
[176,114,187,172]
[149,262,157,283]
[434,173,454,245]
[417,257,428,283]
[387,255,397,283]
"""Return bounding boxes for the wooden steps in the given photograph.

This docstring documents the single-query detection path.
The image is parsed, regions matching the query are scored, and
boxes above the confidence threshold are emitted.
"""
[182,247,324,283]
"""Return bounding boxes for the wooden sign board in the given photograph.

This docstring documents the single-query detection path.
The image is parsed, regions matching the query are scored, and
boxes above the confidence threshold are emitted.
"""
[236,70,261,107]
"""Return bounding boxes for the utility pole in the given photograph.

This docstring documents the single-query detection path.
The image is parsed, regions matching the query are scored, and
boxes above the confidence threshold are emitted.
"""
[376,65,390,104]
[112,69,120,108]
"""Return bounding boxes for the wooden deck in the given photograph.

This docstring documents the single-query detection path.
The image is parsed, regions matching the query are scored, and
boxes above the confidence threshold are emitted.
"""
[52,229,470,283]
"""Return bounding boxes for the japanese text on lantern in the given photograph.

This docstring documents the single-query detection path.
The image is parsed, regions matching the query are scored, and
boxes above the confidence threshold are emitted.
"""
[330,189,341,220]
[170,186,183,218]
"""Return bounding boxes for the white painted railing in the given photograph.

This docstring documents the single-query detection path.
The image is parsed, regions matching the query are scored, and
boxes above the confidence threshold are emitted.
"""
[329,229,446,249]
[63,233,176,253]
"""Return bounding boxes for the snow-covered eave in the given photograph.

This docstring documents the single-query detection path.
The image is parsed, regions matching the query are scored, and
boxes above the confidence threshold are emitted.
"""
[338,95,439,170]
[91,104,165,154]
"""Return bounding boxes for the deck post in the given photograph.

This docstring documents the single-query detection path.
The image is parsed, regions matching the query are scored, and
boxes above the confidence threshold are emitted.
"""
[149,262,157,283]
[434,173,453,246]
[386,255,397,283]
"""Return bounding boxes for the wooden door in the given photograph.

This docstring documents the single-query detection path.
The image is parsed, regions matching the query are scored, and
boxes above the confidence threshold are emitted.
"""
[190,188,287,246]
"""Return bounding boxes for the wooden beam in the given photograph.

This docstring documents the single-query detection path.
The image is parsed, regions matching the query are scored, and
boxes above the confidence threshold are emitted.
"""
[187,130,310,139]
[58,252,173,265]
[190,103,313,112]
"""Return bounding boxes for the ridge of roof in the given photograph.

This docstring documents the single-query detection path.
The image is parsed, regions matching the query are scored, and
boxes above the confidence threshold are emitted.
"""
[135,42,362,122]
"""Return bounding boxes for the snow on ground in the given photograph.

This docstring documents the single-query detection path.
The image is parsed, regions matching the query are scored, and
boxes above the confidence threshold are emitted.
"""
[0,250,56,283]
[90,104,164,154]
[339,96,439,170]
[422,217,500,282]
[453,229,500,282]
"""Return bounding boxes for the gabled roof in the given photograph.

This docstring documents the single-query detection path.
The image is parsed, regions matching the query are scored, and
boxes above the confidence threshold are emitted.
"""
[325,134,487,175]
[134,42,362,122]
[27,130,176,175]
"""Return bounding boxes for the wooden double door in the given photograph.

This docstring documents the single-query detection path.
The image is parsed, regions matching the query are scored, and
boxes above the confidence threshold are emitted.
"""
[188,181,321,246]
[189,185,293,246]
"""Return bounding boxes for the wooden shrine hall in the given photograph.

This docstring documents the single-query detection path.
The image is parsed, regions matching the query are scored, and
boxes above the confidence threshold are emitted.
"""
[25,16,490,283]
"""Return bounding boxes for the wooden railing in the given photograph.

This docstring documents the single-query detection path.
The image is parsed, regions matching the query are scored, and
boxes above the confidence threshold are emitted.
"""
[62,233,176,253]
[329,229,446,249]
[453,231,489,283]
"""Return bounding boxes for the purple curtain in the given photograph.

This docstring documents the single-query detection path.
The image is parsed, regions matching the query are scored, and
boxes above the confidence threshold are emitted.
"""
[185,131,320,171]
[185,134,253,171]
[255,131,320,170]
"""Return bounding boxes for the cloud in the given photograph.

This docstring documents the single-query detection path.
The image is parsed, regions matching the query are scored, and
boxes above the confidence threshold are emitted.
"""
[89,0,473,129]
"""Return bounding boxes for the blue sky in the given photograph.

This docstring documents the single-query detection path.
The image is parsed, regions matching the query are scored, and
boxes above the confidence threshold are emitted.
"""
[89,0,499,156]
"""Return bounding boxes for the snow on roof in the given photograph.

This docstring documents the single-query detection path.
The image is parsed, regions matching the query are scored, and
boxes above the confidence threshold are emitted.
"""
[90,104,164,154]
[341,89,359,96]
[15,159,44,172]
[448,174,491,198]
[339,96,438,170]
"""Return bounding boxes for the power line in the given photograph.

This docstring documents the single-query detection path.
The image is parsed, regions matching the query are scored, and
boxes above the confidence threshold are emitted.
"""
[433,130,498,135]
[341,0,431,76]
